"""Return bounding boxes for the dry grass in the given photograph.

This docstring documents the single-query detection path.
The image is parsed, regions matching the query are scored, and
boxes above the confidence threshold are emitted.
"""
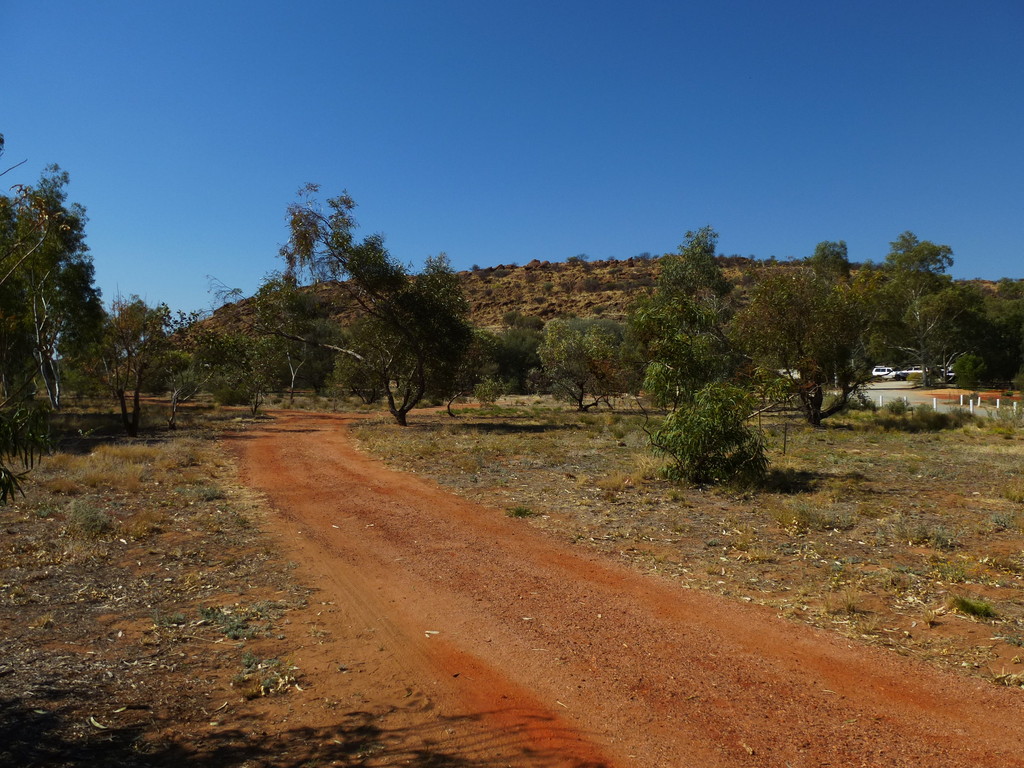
[1,411,313,765]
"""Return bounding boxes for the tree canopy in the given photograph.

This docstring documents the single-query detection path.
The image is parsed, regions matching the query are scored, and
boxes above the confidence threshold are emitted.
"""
[278,186,472,425]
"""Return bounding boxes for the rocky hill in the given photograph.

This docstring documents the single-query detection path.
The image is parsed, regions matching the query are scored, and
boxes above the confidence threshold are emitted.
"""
[460,257,663,326]
[211,254,768,332]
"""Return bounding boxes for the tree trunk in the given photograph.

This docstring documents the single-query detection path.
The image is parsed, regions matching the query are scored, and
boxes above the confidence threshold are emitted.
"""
[129,388,142,437]
[168,391,179,430]
[35,353,61,410]
[800,383,824,427]
[116,388,139,437]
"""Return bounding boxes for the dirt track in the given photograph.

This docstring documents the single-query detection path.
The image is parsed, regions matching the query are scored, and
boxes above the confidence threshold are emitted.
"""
[229,410,1024,767]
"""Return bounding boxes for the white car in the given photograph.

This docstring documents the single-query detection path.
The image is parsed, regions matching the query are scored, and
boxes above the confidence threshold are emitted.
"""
[871,366,895,378]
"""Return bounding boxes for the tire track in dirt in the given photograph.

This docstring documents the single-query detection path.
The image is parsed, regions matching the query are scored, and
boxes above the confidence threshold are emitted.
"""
[228,411,1024,767]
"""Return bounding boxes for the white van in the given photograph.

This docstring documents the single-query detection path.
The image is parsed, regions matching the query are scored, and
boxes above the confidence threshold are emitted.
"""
[871,366,895,378]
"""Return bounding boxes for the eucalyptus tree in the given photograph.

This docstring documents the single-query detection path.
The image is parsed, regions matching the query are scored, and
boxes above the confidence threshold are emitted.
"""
[278,185,471,425]
[732,257,873,426]
[877,232,960,385]
[538,318,628,411]
[629,226,735,408]
[0,136,96,499]
[0,165,102,409]
[629,227,767,486]
[96,296,171,437]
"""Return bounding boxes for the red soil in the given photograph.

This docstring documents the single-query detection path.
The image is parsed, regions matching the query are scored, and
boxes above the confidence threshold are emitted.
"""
[228,410,1024,767]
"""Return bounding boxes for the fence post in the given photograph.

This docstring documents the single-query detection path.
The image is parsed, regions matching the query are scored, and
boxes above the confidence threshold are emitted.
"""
[933,397,937,409]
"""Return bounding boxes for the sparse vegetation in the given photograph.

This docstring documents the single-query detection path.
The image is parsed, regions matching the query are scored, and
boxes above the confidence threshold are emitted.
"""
[949,594,996,619]
[0,410,313,766]
[507,505,539,518]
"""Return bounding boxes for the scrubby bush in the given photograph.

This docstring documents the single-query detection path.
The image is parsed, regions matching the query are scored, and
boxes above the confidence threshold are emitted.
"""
[874,403,975,432]
[952,354,986,390]
[473,377,504,405]
[651,384,767,487]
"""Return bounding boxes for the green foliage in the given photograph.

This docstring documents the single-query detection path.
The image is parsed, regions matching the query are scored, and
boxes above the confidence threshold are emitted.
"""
[952,353,986,390]
[473,377,504,405]
[204,332,286,415]
[629,227,734,407]
[538,318,628,410]
[493,325,542,394]
[873,403,974,432]
[93,297,172,436]
[885,398,910,415]
[327,335,383,404]
[502,311,543,331]
[250,274,340,398]
[0,164,103,410]
[886,231,953,276]
[436,328,500,414]
[807,240,851,280]
[506,505,538,517]
[0,148,95,499]
[949,594,995,619]
[200,605,257,639]
[279,186,471,425]
[874,233,983,387]
[732,262,872,425]
[0,404,48,502]
[651,384,768,487]
[659,226,731,300]
[630,228,768,486]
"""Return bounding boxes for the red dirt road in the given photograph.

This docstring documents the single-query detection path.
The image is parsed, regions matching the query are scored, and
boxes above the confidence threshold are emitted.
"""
[229,411,1024,767]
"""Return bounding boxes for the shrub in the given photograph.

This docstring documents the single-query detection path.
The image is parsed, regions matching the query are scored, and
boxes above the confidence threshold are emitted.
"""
[1003,481,1024,504]
[506,505,538,517]
[873,404,974,432]
[211,384,250,407]
[652,384,768,487]
[952,354,986,390]
[65,501,114,539]
[200,605,256,639]
[885,398,910,415]
[949,594,996,618]
[473,377,504,406]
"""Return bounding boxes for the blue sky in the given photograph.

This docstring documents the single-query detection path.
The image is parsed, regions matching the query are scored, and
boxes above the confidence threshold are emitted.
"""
[4,1,1022,313]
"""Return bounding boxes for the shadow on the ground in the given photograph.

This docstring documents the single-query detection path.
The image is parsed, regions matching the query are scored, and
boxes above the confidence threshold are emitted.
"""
[469,421,580,434]
[0,698,608,768]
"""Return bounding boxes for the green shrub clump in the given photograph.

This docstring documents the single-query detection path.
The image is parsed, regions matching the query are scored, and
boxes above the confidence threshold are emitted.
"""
[652,384,767,487]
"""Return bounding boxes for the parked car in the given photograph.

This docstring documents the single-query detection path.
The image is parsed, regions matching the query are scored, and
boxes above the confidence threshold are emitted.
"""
[871,366,907,380]
[899,366,925,380]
